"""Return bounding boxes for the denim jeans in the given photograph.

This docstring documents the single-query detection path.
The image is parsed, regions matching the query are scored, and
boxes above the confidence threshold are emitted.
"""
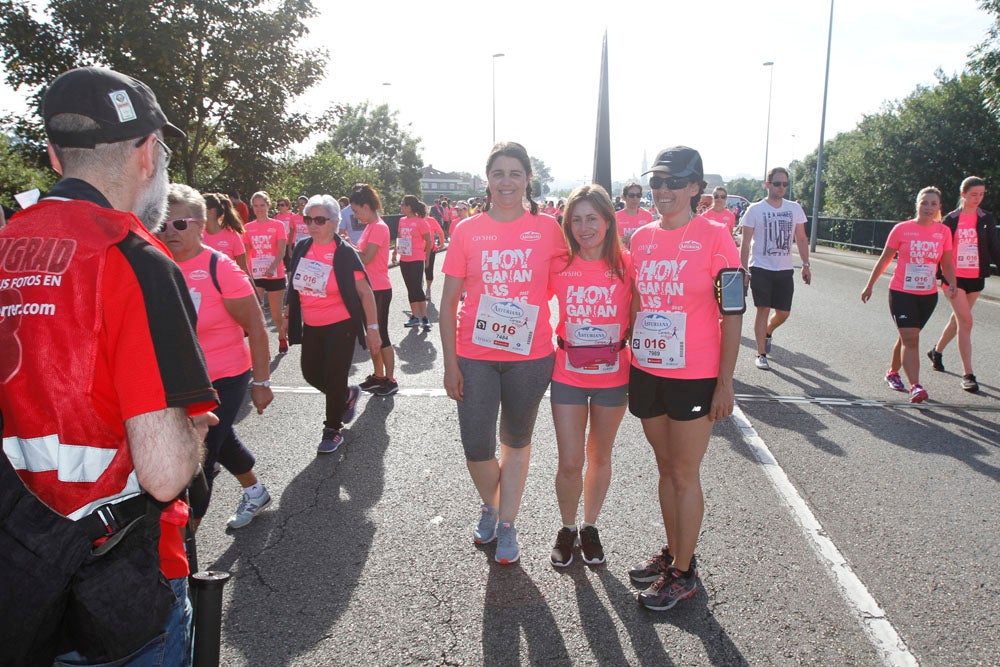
[54,576,192,666]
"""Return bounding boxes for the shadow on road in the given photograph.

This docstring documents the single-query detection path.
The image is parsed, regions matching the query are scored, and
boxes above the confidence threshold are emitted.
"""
[481,563,569,665]
[208,396,392,665]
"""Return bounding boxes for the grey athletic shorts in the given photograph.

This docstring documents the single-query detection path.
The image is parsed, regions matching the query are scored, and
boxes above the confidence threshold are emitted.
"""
[456,353,555,461]
[549,380,628,407]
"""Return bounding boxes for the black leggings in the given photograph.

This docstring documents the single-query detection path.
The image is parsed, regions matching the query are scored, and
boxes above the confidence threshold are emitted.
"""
[301,319,357,430]
[400,260,426,303]
[373,288,392,348]
[424,250,437,282]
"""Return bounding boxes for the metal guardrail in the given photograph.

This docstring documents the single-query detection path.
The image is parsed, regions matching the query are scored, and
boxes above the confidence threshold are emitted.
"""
[806,216,897,254]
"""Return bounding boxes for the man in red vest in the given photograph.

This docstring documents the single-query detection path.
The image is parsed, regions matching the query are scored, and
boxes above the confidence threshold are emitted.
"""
[0,66,217,666]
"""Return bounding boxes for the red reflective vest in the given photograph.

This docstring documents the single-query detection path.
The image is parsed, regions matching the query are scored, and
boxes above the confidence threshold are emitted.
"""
[0,200,144,519]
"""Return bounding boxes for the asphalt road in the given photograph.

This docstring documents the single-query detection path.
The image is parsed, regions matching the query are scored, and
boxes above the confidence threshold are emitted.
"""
[194,245,999,666]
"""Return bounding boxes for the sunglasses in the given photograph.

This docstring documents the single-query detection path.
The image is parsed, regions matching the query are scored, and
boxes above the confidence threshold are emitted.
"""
[770,181,789,187]
[625,192,642,199]
[164,217,197,231]
[303,216,329,225]
[713,194,727,199]
[649,175,691,190]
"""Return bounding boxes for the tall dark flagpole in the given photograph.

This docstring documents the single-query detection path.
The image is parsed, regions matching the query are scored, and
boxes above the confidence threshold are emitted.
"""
[593,31,611,193]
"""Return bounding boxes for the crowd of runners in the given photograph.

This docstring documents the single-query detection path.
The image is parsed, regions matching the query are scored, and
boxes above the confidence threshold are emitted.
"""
[16,147,993,612]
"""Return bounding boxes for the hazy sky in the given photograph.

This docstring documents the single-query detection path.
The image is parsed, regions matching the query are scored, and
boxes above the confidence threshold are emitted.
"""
[1,0,994,187]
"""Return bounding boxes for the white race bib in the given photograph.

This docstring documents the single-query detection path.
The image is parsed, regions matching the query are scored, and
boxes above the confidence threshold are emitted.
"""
[251,255,274,279]
[292,258,332,297]
[189,288,201,314]
[564,322,620,374]
[956,241,979,271]
[396,236,412,257]
[903,263,935,292]
[631,310,686,369]
[471,294,539,356]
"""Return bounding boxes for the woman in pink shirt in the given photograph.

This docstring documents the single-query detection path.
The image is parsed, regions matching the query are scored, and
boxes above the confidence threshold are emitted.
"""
[548,185,632,568]
[392,195,433,331]
[424,212,447,299]
[350,184,398,396]
[862,186,957,403]
[927,176,1000,393]
[203,193,249,275]
[284,195,382,454]
[626,147,742,611]
[245,191,289,353]
[440,142,567,564]
[702,186,737,236]
[615,182,653,248]
[158,184,274,530]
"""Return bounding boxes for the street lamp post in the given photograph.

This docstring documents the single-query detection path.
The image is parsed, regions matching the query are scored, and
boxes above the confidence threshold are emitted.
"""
[492,53,504,145]
[810,0,835,252]
[763,61,774,182]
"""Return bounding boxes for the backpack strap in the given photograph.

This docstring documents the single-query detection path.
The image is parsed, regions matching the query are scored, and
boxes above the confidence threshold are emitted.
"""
[209,251,222,293]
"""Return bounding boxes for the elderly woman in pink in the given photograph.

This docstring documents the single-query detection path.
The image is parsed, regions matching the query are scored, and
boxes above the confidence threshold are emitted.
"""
[158,183,274,530]
[245,190,289,353]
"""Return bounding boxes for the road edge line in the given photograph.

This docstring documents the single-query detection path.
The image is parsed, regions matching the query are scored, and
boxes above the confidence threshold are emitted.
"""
[730,405,919,667]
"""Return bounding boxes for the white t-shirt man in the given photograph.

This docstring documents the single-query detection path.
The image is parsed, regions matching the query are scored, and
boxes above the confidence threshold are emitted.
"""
[337,204,365,246]
[739,198,807,271]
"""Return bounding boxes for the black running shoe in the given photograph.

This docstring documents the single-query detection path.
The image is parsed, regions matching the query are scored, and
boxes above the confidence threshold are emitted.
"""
[962,374,980,393]
[628,545,673,586]
[360,374,383,392]
[637,566,698,611]
[927,349,945,372]
[579,525,606,565]
[550,527,576,567]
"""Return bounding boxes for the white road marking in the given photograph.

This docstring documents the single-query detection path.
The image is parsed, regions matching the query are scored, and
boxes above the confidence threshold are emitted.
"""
[730,404,919,667]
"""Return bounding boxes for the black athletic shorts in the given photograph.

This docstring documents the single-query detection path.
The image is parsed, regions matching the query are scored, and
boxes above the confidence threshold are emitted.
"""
[942,276,986,294]
[628,365,717,421]
[750,267,794,311]
[888,289,937,329]
[253,278,286,292]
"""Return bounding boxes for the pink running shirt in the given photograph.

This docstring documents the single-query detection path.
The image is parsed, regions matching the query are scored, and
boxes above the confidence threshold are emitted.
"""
[442,211,566,361]
[954,213,980,279]
[176,247,254,381]
[885,220,953,294]
[616,208,653,245]
[202,228,246,261]
[550,251,633,388]
[396,216,431,261]
[359,219,392,290]
[295,241,365,326]
[702,208,736,233]
[244,218,287,279]
[630,216,741,379]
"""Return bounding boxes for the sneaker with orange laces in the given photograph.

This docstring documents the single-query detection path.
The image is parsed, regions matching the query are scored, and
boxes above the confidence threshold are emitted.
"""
[909,383,928,403]
[884,370,906,392]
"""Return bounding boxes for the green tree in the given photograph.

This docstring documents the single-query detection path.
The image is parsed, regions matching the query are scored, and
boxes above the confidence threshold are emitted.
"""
[816,72,1000,220]
[0,0,326,191]
[725,177,763,202]
[529,156,552,198]
[268,147,377,206]
[0,133,56,207]
[323,102,423,205]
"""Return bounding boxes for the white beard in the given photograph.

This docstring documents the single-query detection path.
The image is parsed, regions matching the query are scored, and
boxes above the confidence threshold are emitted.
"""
[134,158,169,231]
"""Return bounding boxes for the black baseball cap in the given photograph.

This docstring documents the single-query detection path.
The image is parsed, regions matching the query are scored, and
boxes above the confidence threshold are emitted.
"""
[42,66,184,148]
[642,146,704,180]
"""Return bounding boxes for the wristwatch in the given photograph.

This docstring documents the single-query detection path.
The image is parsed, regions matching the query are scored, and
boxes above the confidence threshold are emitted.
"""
[367,324,380,331]
[250,379,271,388]
[802,262,811,267]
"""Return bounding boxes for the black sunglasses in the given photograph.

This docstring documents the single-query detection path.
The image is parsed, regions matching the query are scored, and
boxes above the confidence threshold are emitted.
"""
[649,175,691,190]
[625,192,642,198]
[303,216,329,225]
[769,181,789,187]
[713,194,727,199]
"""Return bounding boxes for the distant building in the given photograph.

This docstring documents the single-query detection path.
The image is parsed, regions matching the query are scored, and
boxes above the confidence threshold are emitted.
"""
[420,166,484,202]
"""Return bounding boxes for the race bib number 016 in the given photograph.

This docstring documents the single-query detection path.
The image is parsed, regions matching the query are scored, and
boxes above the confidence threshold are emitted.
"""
[251,255,273,279]
[903,263,935,292]
[292,258,332,297]
[472,294,539,356]
[631,310,686,369]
